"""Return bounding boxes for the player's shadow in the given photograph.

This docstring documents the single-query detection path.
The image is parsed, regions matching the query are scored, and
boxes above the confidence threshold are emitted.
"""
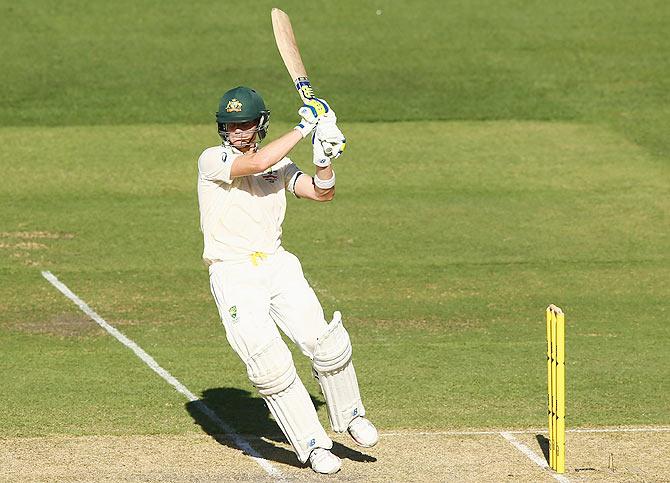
[185,387,376,467]
[536,434,550,463]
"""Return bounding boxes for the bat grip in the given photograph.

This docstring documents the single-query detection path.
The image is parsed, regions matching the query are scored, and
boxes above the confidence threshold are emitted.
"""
[295,76,315,101]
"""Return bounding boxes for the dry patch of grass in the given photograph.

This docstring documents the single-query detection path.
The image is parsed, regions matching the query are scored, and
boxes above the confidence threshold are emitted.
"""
[0,230,74,267]
[359,317,486,333]
[10,313,103,338]
[0,242,47,250]
[8,314,145,338]
[0,231,75,240]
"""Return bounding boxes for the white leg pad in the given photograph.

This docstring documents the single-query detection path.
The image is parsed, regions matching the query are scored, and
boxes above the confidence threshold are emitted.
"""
[246,337,331,463]
[312,311,365,432]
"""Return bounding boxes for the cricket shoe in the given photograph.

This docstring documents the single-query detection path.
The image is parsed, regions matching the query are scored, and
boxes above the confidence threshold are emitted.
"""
[309,448,341,474]
[347,416,379,448]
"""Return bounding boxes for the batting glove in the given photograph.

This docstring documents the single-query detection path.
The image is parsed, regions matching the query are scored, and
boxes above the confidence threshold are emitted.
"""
[295,105,318,138]
[304,97,331,117]
[312,132,331,167]
[316,113,346,158]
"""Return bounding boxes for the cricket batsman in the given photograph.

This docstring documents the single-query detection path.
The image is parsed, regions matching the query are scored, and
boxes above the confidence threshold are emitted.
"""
[197,86,378,474]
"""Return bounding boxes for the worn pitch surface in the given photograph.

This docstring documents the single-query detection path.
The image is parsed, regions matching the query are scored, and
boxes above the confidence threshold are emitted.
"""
[3,430,669,481]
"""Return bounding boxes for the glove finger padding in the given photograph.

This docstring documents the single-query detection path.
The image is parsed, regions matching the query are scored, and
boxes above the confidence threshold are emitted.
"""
[295,106,318,138]
[298,105,319,125]
[316,118,346,158]
[318,122,342,141]
[321,139,346,158]
[312,132,331,167]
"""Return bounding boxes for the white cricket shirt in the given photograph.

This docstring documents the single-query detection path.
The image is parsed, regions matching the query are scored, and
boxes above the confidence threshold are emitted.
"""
[197,144,302,264]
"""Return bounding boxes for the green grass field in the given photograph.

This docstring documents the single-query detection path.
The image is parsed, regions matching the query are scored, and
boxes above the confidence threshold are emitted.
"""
[1,0,668,466]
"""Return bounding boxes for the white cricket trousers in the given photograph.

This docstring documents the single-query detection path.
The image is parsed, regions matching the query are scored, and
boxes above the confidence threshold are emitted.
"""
[208,247,333,462]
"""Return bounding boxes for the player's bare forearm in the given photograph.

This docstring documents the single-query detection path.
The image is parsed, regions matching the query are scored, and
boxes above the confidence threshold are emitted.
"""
[231,129,303,177]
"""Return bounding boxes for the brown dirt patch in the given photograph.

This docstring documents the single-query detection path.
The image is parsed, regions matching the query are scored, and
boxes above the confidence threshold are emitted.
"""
[0,431,546,482]
[10,312,145,338]
[12,313,105,338]
[1,429,668,482]
[1,434,265,482]
[514,430,670,482]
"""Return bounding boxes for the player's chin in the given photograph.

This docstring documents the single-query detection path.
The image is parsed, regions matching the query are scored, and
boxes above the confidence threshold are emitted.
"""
[231,136,254,148]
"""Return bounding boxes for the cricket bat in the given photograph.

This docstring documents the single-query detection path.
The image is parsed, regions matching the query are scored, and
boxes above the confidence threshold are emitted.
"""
[271,8,316,103]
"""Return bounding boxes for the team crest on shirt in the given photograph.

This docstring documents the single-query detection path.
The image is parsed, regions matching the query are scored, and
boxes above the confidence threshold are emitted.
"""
[261,169,278,183]
[226,99,243,112]
[228,306,238,319]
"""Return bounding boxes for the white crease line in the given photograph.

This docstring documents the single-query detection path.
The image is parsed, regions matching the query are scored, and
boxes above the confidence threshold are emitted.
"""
[381,430,503,436]
[41,271,286,481]
[568,427,670,433]
[380,427,670,437]
[500,431,569,483]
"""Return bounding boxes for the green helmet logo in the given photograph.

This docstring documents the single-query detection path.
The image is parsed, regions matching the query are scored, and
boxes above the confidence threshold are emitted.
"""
[216,86,270,144]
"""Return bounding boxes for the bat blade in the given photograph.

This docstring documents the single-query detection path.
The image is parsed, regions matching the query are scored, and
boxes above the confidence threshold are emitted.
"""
[271,8,315,101]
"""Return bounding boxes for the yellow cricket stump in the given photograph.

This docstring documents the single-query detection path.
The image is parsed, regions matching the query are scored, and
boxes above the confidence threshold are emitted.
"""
[546,304,565,473]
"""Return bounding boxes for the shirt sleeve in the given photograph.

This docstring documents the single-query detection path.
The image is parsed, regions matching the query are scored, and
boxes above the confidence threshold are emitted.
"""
[198,148,237,184]
[281,158,304,195]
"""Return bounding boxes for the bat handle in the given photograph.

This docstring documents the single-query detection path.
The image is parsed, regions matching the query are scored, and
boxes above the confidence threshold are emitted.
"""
[295,76,315,102]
